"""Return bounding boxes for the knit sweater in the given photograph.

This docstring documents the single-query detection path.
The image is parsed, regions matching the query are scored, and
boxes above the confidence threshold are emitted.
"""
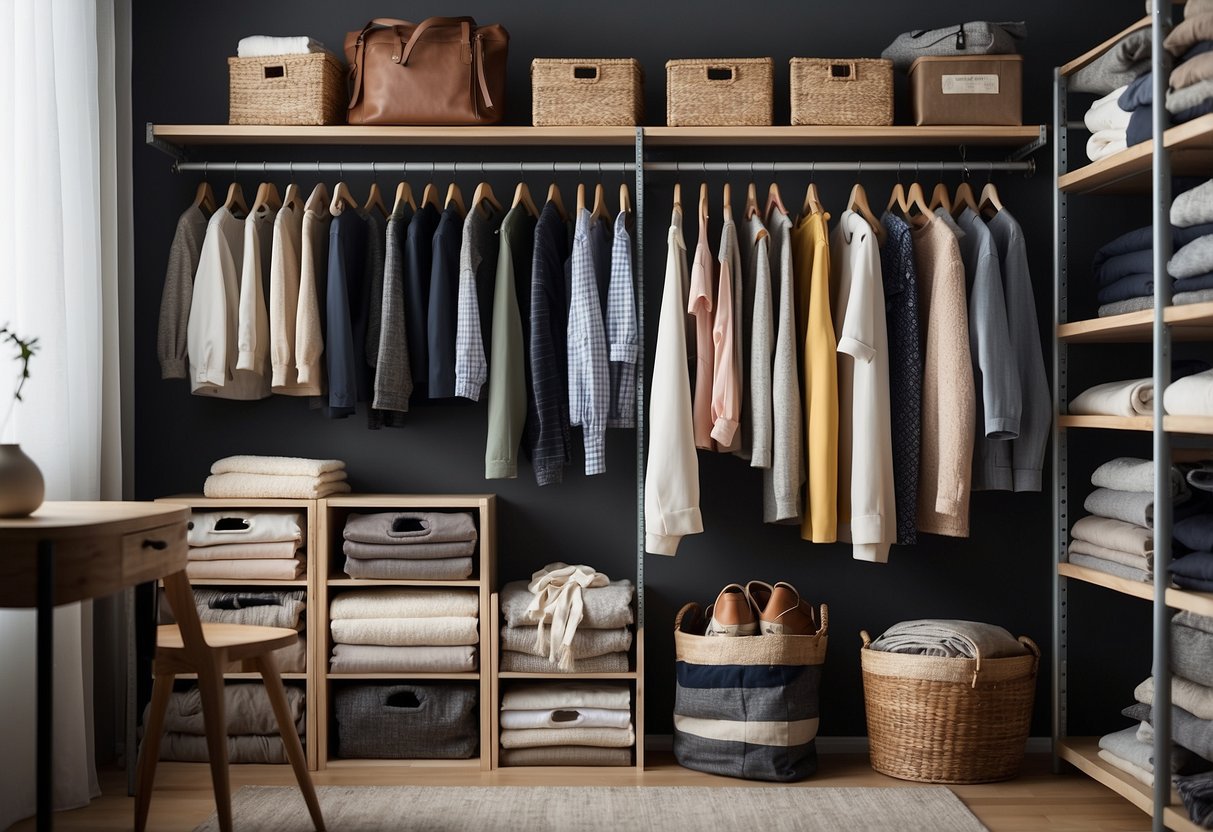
[157,205,209,379]
[295,184,330,389]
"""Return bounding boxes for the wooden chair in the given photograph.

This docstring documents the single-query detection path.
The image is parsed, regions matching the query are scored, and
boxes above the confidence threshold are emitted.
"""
[134,572,325,832]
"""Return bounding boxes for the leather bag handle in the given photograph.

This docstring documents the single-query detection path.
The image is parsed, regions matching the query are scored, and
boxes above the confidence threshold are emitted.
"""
[400,16,477,65]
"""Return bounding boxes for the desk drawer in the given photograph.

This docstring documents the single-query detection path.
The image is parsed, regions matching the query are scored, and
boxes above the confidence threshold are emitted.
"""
[122,522,187,584]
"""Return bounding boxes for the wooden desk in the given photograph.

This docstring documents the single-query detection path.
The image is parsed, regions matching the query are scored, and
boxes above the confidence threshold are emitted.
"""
[0,501,190,831]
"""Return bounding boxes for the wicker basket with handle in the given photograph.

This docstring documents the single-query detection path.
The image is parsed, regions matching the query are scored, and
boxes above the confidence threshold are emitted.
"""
[665,58,773,127]
[790,58,893,126]
[532,58,643,126]
[228,52,347,126]
[859,629,1039,784]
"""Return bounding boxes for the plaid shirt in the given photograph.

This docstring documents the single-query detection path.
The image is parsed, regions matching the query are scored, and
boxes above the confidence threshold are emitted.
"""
[454,203,503,401]
[567,209,611,475]
[529,202,572,486]
[607,210,638,428]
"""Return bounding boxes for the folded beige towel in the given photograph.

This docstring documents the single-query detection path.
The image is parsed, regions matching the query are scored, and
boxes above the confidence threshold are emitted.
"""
[1136,674,1213,720]
[498,651,630,674]
[210,455,345,477]
[1070,515,1153,557]
[500,708,633,730]
[501,683,631,711]
[186,556,304,580]
[501,624,632,659]
[500,725,635,749]
[188,511,304,547]
[329,644,477,673]
[329,588,478,620]
[203,471,351,499]
[499,746,633,767]
[330,617,479,647]
[1097,748,1154,786]
[1069,539,1153,572]
[188,541,300,560]
[1069,377,1153,417]
[343,556,473,580]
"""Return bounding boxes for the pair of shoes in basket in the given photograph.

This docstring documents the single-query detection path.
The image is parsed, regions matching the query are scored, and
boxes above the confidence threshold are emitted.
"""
[704,581,817,637]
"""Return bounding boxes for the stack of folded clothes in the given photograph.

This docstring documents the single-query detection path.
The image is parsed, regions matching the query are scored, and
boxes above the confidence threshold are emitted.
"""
[1120,8,1213,149]
[499,563,634,673]
[144,682,305,763]
[160,587,308,672]
[329,588,479,673]
[1173,501,1213,590]
[1070,26,1150,96]
[1167,369,1213,419]
[341,511,478,580]
[1092,223,1213,317]
[202,455,350,499]
[1085,85,1132,161]
[1067,457,1176,582]
[499,683,634,766]
[185,510,305,580]
[1068,360,1212,414]
[1171,179,1213,306]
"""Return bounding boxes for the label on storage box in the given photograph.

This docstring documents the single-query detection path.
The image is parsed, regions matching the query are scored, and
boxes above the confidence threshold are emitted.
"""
[941,74,999,95]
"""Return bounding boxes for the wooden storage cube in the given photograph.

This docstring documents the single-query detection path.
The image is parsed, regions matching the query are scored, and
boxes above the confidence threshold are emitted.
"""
[665,58,773,126]
[228,52,346,126]
[790,58,893,126]
[532,58,643,126]
[334,682,478,759]
[326,504,483,583]
[908,55,1023,126]
[497,679,636,768]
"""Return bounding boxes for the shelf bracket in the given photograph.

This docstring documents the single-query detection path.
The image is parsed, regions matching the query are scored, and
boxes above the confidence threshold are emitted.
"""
[145,122,186,162]
[1006,124,1048,163]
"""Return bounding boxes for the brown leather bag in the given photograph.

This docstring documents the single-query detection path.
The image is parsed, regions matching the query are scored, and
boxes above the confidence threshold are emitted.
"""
[344,17,508,125]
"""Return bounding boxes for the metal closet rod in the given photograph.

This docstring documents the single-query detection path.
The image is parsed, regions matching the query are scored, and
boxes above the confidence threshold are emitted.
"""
[173,159,1035,174]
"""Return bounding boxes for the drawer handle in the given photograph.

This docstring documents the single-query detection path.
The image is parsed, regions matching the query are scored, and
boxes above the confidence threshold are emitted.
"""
[142,538,168,550]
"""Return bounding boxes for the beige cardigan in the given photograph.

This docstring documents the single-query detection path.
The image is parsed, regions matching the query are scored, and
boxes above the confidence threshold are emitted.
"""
[912,218,975,537]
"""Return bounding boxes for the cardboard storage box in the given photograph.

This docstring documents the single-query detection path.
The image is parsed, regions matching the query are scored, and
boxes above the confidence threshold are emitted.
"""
[908,54,1022,126]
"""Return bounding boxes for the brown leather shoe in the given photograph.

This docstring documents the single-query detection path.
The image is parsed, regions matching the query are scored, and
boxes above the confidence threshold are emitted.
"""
[704,583,758,636]
[753,581,817,636]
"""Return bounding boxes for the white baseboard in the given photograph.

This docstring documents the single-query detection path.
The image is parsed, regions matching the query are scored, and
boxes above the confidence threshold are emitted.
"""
[644,735,1053,754]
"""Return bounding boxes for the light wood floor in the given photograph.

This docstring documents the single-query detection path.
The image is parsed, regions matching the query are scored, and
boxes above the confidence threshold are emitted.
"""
[11,753,1154,832]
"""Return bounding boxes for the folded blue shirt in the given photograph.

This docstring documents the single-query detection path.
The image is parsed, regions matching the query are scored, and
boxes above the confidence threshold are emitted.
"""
[1096,272,1159,304]
[1128,98,1213,146]
[1173,271,1213,293]
[1176,514,1213,553]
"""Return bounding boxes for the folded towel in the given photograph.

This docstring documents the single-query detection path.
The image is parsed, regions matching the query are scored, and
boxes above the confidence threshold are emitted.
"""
[188,541,300,560]
[343,512,477,545]
[500,579,635,630]
[1175,272,1213,294]
[210,454,343,477]
[329,644,477,673]
[1084,487,1189,529]
[501,683,632,711]
[1098,296,1156,317]
[1097,747,1154,785]
[1176,770,1213,827]
[155,683,305,736]
[187,511,304,547]
[500,625,633,660]
[185,588,305,629]
[1175,180,1213,228]
[500,708,634,730]
[499,746,633,767]
[868,619,1027,660]
[235,36,326,58]
[158,732,291,764]
[1187,463,1213,493]
[1166,14,1213,57]
[1071,514,1154,556]
[1174,619,1213,688]
[1167,369,1213,417]
[500,726,635,749]
[1170,77,1213,115]
[203,472,350,499]
[1087,129,1128,162]
[342,539,478,560]
[329,588,478,620]
[1086,86,1133,132]
[1071,27,1150,94]
[1095,248,1154,288]
[330,617,479,647]
[1137,675,1213,721]
[1068,539,1153,573]
[186,556,304,580]
[1174,48,1213,90]
[1068,551,1152,582]
[1096,273,1159,305]
[499,651,630,674]
[1124,700,1213,764]
[1069,378,1154,417]
[343,556,473,580]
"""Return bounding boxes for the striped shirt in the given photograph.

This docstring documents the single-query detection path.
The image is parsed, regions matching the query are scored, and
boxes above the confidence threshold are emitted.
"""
[568,208,611,475]
[607,210,638,428]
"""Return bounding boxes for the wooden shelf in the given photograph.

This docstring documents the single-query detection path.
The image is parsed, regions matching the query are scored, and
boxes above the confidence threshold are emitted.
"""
[326,578,480,588]
[640,125,1044,147]
[324,493,496,507]
[1060,17,1151,77]
[1057,738,1201,832]
[1059,113,1213,194]
[1060,562,1213,617]
[497,671,638,680]
[323,758,483,769]
[177,578,308,586]
[326,672,480,680]
[1166,415,1213,435]
[1058,415,1154,431]
[1059,302,1213,342]
[175,672,307,681]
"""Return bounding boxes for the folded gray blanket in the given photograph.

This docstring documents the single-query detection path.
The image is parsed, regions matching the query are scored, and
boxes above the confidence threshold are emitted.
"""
[1067,539,1152,574]
[1091,456,1184,495]
[1085,487,1190,529]
[159,588,306,630]
[1174,618,1213,688]
[1068,551,1152,582]
[1098,296,1155,317]
[146,683,305,736]
[1071,27,1151,95]
[868,619,1027,660]
[343,556,473,580]
[329,644,478,673]
[500,579,635,630]
[500,625,633,660]
[1179,611,1213,636]
[1125,700,1213,765]
[499,651,630,674]
[158,732,292,764]
[1070,515,1153,557]
[343,512,477,545]
[342,539,478,560]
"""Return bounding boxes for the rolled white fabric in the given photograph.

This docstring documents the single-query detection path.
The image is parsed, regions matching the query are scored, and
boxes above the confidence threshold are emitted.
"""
[1069,377,1153,417]
[235,36,326,58]
[1084,86,1132,131]
[1087,129,1127,162]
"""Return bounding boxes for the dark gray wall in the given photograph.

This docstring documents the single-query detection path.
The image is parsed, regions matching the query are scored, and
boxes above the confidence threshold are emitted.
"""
[133,0,1150,737]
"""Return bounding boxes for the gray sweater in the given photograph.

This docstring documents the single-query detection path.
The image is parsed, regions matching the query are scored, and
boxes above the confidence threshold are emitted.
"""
[743,213,774,470]
[372,202,414,414]
[157,206,209,379]
[762,210,802,523]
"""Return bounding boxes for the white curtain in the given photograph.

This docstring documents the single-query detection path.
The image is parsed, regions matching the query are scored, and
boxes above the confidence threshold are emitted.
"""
[0,0,123,826]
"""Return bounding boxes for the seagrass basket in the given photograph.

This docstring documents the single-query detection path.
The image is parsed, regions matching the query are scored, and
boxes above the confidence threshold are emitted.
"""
[665,58,773,126]
[228,52,346,126]
[860,630,1039,783]
[532,58,643,126]
[790,58,893,126]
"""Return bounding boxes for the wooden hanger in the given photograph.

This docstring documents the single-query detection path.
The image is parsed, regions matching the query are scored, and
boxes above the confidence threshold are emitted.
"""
[282,182,301,212]
[223,182,248,216]
[886,181,909,214]
[421,182,441,210]
[673,182,682,210]
[722,182,732,215]
[329,181,359,215]
[698,182,709,221]
[472,181,504,216]
[576,182,588,214]
[765,182,788,217]
[445,183,466,216]
[905,182,931,220]
[591,183,610,222]
[512,182,539,217]
[546,183,567,220]
[619,182,632,214]
[744,182,760,219]
[928,182,952,213]
[952,180,979,216]
[978,180,1005,217]
[364,182,387,217]
[847,182,887,245]
[393,181,417,214]
[251,182,282,214]
[802,182,824,216]
[192,181,216,213]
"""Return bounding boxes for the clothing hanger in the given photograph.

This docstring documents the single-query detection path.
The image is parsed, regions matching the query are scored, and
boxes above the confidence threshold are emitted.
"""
[192,180,216,214]
[445,183,466,216]
[722,182,732,216]
[223,182,248,216]
[364,181,387,217]
[619,182,632,214]
[744,180,760,220]
[765,182,788,217]
[952,180,979,216]
[698,182,709,222]
[928,163,953,213]
[512,182,539,217]
[802,181,824,216]
[846,170,886,245]
[905,179,931,220]
[673,182,682,211]
[576,182,588,214]
[886,179,909,214]
[472,181,504,216]
[591,183,610,222]
[282,182,301,212]
[329,181,359,216]
[249,163,282,215]
[546,182,567,220]
[393,181,417,213]
[421,181,441,210]
[978,171,1005,217]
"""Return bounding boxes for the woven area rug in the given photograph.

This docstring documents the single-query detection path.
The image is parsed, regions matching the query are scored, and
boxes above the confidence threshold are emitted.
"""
[193,785,987,831]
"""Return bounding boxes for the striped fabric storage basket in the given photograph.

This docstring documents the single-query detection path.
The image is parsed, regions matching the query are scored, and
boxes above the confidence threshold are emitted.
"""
[672,602,828,781]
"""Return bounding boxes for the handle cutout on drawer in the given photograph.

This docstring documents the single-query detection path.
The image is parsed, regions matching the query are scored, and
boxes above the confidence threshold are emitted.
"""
[386,690,421,709]
[142,538,168,550]
[706,66,734,81]
[263,64,285,80]
[573,66,598,80]
[214,517,251,532]
[830,63,853,79]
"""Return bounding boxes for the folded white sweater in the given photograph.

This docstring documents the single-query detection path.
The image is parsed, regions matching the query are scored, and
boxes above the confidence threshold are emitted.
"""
[188,511,304,547]
[329,588,478,620]
[1166,368,1213,416]
[235,36,326,58]
[500,707,633,730]
[501,683,631,711]
[329,617,479,647]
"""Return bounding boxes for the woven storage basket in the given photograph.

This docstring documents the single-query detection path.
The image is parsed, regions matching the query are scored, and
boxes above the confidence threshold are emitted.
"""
[860,630,1039,784]
[228,52,346,126]
[334,683,477,759]
[666,58,773,126]
[532,58,643,126]
[790,58,893,126]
